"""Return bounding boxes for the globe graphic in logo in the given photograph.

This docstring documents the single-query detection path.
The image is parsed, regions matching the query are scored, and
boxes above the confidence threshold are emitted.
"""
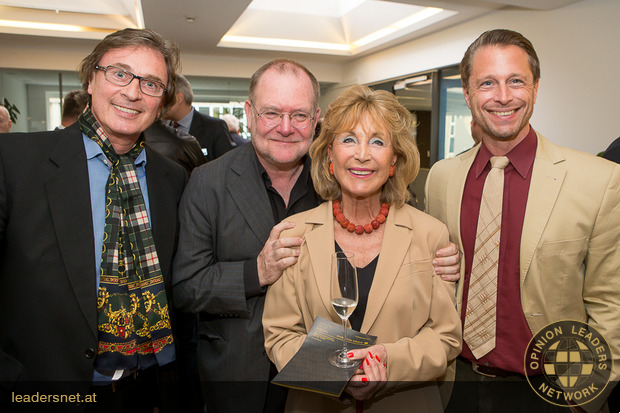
[542,338,594,388]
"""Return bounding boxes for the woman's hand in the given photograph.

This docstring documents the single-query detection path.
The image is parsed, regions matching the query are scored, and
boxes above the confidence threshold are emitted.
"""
[344,345,388,401]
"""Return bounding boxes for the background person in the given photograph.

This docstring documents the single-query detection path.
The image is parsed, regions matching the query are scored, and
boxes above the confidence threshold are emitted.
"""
[263,84,462,413]
[144,120,206,175]
[58,89,90,128]
[162,74,235,161]
[222,112,249,146]
[0,105,12,133]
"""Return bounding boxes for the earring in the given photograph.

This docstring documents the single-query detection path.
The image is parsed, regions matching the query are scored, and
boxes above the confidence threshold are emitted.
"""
[389,165,395,177]
[329,162,334,175]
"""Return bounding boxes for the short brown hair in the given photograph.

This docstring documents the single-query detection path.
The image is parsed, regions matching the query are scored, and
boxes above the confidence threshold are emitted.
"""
[309,84,419,208]
[78,28,181,112]
[62,90,89,120]
[249,59,320,109]
[460,29,540,91]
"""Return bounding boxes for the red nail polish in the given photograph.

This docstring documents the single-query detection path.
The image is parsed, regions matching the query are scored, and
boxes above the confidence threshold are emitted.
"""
[368,351,372,358]
[365,358,369,366]
[347,352,354,358]
[362,377,368,383]
[375,355,380,362]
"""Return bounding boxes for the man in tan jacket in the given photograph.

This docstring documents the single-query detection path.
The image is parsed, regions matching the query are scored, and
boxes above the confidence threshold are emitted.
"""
[426,29,620,413]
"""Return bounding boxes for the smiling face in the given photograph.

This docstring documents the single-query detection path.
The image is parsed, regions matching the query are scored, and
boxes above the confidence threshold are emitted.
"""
[464,45,539,147]
[245,68,320,171]
[88,46,167,150]
[328,112,397,203]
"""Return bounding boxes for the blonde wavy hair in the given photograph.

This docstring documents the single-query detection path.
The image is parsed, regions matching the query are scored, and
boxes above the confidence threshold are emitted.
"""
[310,84,419,207]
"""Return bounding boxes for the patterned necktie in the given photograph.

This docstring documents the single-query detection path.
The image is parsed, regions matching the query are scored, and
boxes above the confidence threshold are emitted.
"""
[464,155,510,359]
[79,107,175,372]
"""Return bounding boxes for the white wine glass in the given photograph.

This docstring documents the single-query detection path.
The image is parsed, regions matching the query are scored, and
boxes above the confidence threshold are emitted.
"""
[329,251,358,368]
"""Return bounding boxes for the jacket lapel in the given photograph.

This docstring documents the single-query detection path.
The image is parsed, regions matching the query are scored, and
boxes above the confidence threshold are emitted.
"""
[145,147,179,287]
[520,133,566,286]
[361,207,412,334]
[228,145,275,243]
[45,125,98,339]
[303,202,337,322]
[188,108,202,137]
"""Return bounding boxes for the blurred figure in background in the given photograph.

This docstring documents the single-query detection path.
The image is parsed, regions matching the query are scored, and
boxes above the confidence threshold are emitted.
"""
[59,89,90,129]
[162,74,235,161]
[222,112,249,146]
[0,105,12,133]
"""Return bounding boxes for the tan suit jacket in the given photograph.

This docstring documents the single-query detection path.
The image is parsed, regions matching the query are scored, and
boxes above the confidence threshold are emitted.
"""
[263,202,462,413]
[425,132,620,412]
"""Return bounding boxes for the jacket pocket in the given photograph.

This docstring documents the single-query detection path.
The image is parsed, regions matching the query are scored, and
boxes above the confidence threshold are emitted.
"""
[539,237,587,315]
[397,259,434,280]
[540,237,587,276]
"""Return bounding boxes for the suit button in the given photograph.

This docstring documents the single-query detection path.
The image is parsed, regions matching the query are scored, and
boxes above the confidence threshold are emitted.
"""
[84,348,96,359]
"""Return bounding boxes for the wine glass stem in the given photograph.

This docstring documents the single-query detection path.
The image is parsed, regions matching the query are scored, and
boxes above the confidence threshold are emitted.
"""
[341,318,348,356]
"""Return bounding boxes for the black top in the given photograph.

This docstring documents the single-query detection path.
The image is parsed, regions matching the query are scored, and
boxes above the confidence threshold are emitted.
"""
[242,154,322,297]
[335,241,379,332]
[260,155,320,224]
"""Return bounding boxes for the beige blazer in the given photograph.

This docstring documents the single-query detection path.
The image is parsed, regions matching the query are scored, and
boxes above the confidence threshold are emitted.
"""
[263,202,462,413]
[425,132,620,413]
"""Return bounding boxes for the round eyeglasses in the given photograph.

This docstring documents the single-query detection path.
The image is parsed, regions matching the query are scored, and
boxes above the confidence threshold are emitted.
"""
[252,104,315,129]
[95,65,167,97]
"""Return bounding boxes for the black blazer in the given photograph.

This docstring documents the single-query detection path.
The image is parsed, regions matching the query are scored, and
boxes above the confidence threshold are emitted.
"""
[0,123,186,403]
[145,120,206,174]
[188,109,235,162]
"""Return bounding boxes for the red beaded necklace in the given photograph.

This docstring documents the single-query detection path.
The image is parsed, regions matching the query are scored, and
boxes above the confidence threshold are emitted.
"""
[332,199,389,235]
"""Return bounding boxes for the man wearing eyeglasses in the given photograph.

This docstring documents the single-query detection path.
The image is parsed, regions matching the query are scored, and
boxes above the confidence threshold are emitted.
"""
[172,59,462,413]
[0,29,187,412]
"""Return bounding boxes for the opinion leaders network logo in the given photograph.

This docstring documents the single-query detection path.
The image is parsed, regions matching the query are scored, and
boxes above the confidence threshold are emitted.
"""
[524,320,612,408]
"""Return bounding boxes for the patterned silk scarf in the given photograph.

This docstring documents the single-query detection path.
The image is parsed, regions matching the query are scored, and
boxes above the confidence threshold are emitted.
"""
[79,108,175,371]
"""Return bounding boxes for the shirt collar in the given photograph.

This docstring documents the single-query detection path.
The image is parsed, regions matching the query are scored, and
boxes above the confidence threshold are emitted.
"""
[255,152,311,189]
[176,108,194,132]
[82,133,147,166]
[473,125,537,179]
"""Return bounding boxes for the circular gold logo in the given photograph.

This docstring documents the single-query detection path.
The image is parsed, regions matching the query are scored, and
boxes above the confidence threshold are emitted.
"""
[524,320,612,407]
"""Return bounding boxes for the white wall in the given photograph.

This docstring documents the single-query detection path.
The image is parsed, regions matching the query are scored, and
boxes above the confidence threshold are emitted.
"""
[334,0,620,155]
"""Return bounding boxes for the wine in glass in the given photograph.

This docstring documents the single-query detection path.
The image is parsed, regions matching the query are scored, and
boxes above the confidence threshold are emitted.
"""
[329,251,358,368]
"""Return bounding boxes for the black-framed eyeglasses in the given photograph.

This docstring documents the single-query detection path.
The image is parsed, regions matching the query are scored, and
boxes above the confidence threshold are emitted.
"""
[95,65,167,97]
[251,102,315,129]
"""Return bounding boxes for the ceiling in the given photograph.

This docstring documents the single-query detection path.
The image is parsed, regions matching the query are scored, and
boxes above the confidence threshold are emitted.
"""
[0,0,582,109]
[139,0,580,61]
[1,0,582,63]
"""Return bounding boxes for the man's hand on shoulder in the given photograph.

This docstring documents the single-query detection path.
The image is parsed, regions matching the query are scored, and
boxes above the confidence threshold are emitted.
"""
[434,242,461,282]
[257,221,303,287]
